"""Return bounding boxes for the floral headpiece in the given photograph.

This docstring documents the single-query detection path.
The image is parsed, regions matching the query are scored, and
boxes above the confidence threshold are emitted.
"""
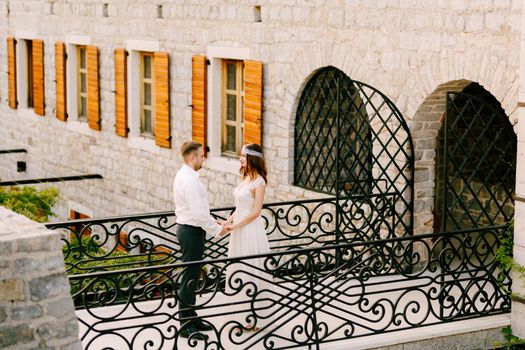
[242,145,264,158]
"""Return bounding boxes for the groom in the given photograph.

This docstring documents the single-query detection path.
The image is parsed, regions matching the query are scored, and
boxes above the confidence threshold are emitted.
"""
[173,141,228,340]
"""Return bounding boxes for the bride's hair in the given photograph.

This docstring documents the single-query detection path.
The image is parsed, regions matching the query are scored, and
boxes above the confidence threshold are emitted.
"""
[240,143,268,184]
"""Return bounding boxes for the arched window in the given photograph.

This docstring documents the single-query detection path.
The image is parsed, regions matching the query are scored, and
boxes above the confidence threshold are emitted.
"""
[294,67,372,195]
[294,67,414,238]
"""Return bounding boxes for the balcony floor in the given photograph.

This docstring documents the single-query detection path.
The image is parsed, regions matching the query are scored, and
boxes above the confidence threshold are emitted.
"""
[75,272,510,349]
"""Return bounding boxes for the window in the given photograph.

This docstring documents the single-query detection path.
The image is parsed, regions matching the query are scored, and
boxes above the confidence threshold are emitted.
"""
[26,40,34,108]
[69,209,91,239]
[221,60,244,157]
[294,67,372,195]
[124,39,170,151]
[13,38,44,112]
[140,52,154,136]
[65,34,100,131]
[194,47,261,171]
[77,46,87,121]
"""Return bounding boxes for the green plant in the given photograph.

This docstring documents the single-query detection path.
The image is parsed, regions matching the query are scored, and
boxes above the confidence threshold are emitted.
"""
[0,186,59,222]
[493,326,525,350]
[63,236,176,297]
[495,222,515,273]
[494,220,525,297]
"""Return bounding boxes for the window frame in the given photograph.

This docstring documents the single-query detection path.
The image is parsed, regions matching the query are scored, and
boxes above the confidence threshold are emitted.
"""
[221,59,244,157]
[26,40,34,108]
[123,39,161,154]
[140,52,154,138]
[63,33,98,135]
[14,36,37,112]
[77,45,88,121]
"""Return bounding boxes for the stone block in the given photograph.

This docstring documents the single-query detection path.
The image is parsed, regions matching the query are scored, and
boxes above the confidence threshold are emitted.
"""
[455,329,489,349]
[15,234,55,253]
[494,0,511,9]
[403,334,462,350]
[0,240,11,256]
[36,318,79,341]
[0,279,24,301]
[0,324,35,348]
[45,296,76,319]
[514,244,525,267]
[515,142,525,196]
[465,14,483,32]
[485,12,504,31]
[15,257,45,274]
[59,341,83,350]
[0,306,6,323]
[415,138,436,151]
[414,168,430,182]
[29,274,69,301]
[0,259,9,270]
[512,300,525,338]
[369,345,403,350]
[12,304,43,321]
[513,201,525,247]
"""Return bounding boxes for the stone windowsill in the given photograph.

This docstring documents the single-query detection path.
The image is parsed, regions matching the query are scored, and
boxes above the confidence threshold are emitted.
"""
[127,136,161,155]
[67,120,98,137]
[205,156,240,175]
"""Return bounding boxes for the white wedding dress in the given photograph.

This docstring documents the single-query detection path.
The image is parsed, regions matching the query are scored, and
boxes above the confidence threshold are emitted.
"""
[225,175,272,329]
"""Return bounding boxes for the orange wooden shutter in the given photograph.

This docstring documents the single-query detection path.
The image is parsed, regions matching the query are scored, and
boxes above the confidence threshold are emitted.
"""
[154,52,170,148]
[243,60,263,145]
[192,55,207,150]
[114,48,128,137]
[7,37,17,109]
[32,39,45,116]
[55,42,67,121]
[87,45,100,130]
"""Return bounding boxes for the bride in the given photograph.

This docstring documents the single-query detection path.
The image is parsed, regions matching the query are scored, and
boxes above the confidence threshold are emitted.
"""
[219,143,272,331]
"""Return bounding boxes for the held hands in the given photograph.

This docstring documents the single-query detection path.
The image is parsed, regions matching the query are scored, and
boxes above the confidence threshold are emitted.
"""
[216,220,235,236]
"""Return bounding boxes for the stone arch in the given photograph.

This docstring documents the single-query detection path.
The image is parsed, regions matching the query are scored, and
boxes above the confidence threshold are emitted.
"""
[278,45,519,236]
[402,51,519,121]
[401,50,518,235]
[280,42,382,185]
[293,66,414,239]
[410,80,473,234]
[437,83,516,232]
[410,79,517,235]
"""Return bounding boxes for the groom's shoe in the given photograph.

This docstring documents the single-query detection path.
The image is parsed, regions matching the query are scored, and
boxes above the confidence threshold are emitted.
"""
[179,325,209,340]
[194,321,213,332]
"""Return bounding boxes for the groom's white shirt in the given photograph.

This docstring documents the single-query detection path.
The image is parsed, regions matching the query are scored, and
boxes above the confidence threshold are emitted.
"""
[173,164,222,237]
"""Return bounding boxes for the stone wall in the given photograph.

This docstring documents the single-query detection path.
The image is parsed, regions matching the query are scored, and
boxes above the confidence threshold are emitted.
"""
[0,0,520,235]
[0,207,81,350]
[512,0,525,338]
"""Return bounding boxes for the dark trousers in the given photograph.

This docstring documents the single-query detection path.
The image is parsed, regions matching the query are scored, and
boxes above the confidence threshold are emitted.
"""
[177,224,205,326]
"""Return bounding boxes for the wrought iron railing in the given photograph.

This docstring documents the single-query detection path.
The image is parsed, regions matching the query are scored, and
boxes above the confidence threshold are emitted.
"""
[64,226,511,350]
[49,194,401,276]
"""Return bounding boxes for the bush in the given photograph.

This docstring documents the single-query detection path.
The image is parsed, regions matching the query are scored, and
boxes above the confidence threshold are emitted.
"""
[63,235,176,299]
[0,186,59,222]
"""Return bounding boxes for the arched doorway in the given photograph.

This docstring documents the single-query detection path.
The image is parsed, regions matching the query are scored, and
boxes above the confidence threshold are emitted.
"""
[294,66,414,240]
[435,83,516,232]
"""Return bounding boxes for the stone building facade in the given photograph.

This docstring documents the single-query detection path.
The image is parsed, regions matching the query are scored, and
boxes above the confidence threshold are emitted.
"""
[1,0,525,344]
[0,0,520,236]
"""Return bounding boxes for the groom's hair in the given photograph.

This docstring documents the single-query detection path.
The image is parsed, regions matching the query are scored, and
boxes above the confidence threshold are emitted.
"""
[180,141,203,159]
